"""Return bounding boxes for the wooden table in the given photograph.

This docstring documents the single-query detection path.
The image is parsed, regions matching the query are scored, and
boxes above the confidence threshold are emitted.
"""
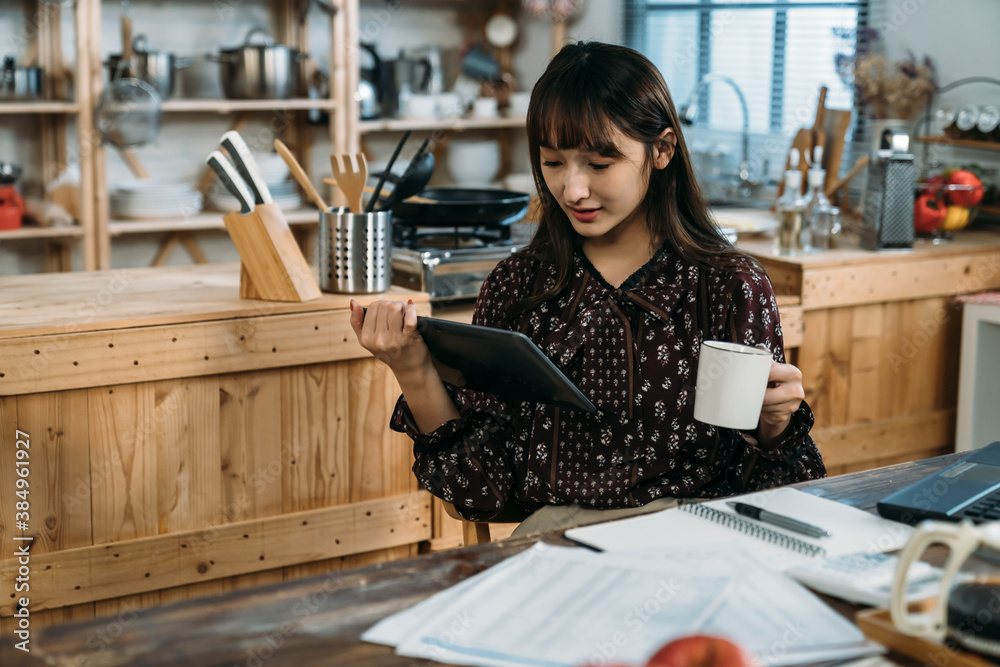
[0,264,432,635]
[0,452,963,666]
[738,229,1000,475]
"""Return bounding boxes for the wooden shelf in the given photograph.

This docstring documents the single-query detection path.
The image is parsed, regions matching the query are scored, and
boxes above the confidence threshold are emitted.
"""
[108,208,320,236]
[161,98,337,114]
[0,101,80,114]
[916,135,1000,152]
[0,226,85,241]
[359,115,527,133]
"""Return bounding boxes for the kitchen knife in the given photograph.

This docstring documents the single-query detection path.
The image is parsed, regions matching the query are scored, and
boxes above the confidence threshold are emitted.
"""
[206,150,254,215]
[219,130,272,205]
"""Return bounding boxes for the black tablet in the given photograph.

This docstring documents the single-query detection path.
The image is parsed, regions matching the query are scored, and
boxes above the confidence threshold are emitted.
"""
[415,316,596,413]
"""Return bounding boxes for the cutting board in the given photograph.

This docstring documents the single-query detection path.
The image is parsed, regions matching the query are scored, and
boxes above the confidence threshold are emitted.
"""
[822,107,853,195]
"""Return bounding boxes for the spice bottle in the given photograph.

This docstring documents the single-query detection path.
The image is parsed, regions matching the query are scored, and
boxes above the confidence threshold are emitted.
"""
[804,152,834,252]
[775,149,806,255]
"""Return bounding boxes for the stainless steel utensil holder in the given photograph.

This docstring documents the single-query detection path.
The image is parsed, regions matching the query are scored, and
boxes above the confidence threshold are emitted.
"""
[319,208,392,294]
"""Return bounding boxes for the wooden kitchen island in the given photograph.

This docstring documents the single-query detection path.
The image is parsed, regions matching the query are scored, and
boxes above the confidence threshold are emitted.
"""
[740,229,1000,475]
[0,264,433,635]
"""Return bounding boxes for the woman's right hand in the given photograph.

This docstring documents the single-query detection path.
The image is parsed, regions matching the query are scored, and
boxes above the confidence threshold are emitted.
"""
[350,299,460,433]
[349,299,433,380]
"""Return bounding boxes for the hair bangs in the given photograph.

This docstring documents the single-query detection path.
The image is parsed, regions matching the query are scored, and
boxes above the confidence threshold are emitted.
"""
[528,77,625,158]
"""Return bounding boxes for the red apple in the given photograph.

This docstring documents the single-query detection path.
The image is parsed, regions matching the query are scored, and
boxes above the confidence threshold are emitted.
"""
[645,635,756,667]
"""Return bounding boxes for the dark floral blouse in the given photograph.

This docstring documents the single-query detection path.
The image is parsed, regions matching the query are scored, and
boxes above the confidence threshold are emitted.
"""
[391,243,826,521]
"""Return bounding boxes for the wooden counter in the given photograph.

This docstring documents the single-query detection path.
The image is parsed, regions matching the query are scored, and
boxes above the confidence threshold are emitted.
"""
[739,229,1000,475]
[0,264,433,635]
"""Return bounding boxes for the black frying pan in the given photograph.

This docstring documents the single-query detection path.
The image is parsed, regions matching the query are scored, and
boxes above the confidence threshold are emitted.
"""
[391,188,531,227]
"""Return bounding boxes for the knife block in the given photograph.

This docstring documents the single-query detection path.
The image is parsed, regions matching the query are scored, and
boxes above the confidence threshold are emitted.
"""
[222,203,322,302]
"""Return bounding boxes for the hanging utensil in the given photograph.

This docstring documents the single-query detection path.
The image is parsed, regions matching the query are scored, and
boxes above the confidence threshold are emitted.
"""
[93,1,161,179]
[274,139,329,210]
[330,153,367,214]
[206,150,254,215]
[365,130,410,213]
[94,77,161,149]
[220,130,272,205]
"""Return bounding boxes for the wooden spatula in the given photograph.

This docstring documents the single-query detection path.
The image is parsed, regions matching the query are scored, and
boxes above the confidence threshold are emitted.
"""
[330,153,367,214]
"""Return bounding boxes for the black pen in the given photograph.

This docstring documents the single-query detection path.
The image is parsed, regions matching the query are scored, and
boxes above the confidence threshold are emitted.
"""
[726,501,832,538]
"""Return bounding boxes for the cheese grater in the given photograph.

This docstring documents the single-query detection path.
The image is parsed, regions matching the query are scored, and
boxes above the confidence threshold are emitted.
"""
[861,128,916,250]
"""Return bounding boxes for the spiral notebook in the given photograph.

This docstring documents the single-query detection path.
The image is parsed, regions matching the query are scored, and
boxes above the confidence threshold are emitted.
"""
[564,487,913,571]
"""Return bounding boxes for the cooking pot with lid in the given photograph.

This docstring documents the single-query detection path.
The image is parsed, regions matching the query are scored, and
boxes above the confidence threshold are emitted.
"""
[106,35,191,100]
[208,27,306,99]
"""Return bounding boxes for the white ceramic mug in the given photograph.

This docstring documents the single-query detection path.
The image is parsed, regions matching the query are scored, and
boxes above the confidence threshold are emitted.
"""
[508,91,530,116]
[693,341,772,430]
[472,97,499,118]
[891,520,1000,641]
[436,92,463,118]
[405,94,437,119]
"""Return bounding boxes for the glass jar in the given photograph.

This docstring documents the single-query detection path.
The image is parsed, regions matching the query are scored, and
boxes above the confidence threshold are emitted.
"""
[977,105,1000,142]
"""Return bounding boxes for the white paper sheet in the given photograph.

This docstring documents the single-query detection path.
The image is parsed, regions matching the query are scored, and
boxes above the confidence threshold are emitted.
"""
[366,542,882,667]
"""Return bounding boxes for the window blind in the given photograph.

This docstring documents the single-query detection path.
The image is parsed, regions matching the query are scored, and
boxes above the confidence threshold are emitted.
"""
[624,0,868,139]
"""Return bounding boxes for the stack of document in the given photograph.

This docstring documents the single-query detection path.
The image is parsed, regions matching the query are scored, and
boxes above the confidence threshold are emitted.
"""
[364,541,884,667]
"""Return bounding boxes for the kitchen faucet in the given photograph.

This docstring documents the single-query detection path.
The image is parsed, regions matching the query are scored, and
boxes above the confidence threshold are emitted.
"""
[679,74,762,198]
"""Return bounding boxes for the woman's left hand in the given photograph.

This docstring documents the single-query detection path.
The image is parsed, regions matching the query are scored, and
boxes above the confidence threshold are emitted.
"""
[757,361,805,447]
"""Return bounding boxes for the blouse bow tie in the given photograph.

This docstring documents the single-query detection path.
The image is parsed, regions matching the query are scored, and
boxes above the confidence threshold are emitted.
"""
[537,261,701,417]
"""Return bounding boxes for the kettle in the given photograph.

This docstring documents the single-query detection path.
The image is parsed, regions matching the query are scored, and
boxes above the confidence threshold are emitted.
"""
[358,42,388,119]
[0,186,24,230]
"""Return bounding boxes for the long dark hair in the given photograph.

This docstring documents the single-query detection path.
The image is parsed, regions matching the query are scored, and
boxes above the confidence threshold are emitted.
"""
[509,41,751,322]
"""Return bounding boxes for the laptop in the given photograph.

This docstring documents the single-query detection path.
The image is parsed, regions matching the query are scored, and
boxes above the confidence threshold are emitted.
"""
[877,441,1000,524]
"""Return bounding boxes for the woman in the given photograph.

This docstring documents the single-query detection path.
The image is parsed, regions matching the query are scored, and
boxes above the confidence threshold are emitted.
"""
[350,41,825,532]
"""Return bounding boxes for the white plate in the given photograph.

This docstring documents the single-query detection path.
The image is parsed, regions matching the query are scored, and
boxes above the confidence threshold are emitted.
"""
[712,207,779,234]
[112,193,203,219]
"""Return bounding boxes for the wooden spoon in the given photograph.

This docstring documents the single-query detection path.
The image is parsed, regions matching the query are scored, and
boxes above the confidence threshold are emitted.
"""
[274,139,329,210]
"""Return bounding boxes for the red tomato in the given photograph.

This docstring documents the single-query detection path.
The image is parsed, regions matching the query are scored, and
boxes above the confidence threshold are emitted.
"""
[646,635,756,667]
[946,170,984,207]
[913,193,947,233]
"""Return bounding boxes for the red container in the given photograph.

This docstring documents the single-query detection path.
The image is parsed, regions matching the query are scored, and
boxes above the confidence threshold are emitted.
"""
[0,186,24,230]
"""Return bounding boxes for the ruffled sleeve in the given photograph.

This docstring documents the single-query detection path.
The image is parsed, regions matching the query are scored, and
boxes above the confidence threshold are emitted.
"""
[390,256,538,521]
[711,264,827,490]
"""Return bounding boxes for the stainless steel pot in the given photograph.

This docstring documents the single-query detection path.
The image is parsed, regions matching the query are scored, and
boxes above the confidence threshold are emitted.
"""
[208,27,305,100]
[0,55,44,100]
[106,36,191,100]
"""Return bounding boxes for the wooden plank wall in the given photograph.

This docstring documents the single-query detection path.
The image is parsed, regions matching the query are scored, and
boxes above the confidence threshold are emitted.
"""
[0,358,425,635]
[800,297,962,476]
